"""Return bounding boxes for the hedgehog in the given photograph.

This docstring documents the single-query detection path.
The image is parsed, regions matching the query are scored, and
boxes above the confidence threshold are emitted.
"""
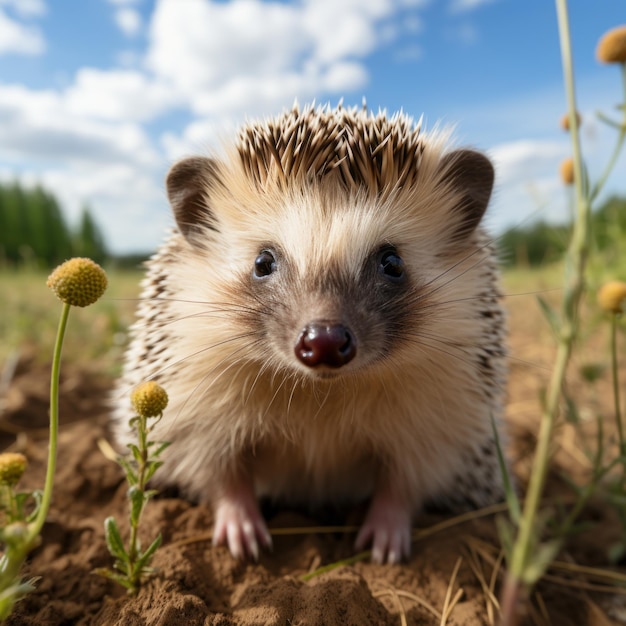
[112,103,507,565]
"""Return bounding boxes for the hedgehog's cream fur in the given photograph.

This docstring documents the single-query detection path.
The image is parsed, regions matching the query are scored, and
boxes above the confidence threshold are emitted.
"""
[113,104,507,562]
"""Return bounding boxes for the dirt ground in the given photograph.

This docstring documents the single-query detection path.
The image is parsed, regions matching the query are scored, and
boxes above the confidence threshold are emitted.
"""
[2,297,626,626]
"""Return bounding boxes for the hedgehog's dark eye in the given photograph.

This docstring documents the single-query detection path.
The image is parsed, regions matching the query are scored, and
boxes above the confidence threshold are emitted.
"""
[378,247,405,282]
[254,250,277,278]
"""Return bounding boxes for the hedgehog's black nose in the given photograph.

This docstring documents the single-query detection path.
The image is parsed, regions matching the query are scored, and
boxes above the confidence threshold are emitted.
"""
[295,322,356,368]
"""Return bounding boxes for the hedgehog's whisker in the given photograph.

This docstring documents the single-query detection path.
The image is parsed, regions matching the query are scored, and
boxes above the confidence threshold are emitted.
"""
[409,287,561,313]
[173,338,266,429]
[115,332,259,401]
[243,358,275,408]
[117,296,261,315]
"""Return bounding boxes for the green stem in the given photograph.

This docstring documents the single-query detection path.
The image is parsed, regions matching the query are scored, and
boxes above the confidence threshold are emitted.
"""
[127,415,148,587]
[590,62,626,203]
[27,302,70,543]
[611,314,625,469]
[501,1,591,620]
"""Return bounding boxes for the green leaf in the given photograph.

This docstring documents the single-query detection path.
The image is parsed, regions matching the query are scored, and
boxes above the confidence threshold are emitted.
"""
[93,568,136,591]
[495,515,514,562]
[596,110,625,131]
[144,462,163,484]
[25,490,43,522]
[143,489,160,502]
[104,517,128,562]
[135,533,162,573]
[151,441,171,457]
[491,413,521,524]
[113,558,130,576]
[536,295,560,338]
[127,444,143,465]
[562,390,580,424]
[522,538,562,586]
[128,486,145,527]
[117,456,138,485]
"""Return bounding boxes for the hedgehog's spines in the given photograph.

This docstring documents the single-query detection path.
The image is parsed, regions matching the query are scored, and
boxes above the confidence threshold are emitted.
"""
[236,104,427,197]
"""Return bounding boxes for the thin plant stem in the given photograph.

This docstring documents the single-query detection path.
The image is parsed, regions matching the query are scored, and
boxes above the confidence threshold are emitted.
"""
[500,0,592,621]
[590,62,626,203]
[611,314,625,464]
[27,302,70,543]
[127,416,148,568]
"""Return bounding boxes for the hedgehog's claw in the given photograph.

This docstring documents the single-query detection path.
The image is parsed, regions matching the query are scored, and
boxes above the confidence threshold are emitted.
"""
[355,489,412,564]
[212,482,272,561]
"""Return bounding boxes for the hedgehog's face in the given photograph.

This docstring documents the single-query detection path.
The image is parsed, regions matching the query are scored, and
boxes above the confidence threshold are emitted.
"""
[239,202,416,378]
[164,110,494,380]
[251,243,406,374]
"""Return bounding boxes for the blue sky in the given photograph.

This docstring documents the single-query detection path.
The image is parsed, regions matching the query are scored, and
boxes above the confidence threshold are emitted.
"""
[0,0,624,254]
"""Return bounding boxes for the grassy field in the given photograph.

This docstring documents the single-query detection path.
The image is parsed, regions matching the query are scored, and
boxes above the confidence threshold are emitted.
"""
[0,267,143,376]
[0,256,620,376]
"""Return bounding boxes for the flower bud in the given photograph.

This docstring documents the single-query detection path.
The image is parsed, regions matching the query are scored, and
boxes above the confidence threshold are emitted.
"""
[598,281,626,314]
[47,257,108,307]
[559,158,574,185]
[596,25,626,64]
[0,452,27,487]
[559,112,581,131]
[131,381,169,418]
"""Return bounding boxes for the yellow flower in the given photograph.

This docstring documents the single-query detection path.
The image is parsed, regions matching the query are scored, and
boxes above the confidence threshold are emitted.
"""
[131,381,169,418]
[559,112,581,131]
[47,257,108,307]
[559,158,574,185]
[0,453,27,487]
[596,25,626,64]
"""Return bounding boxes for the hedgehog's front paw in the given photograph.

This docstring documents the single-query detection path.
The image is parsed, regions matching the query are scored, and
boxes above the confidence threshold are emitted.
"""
[355,490,412,564]
[212,483,272,561]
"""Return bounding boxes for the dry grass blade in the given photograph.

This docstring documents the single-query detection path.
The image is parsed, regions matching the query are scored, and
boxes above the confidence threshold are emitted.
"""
[391,590,442,620]
[463,540,501,625]
[549,560,626,585]
[413,502,509,542]
[489,551,506,621]
[166,525,360,550]
[373,586,408,626]
[542,573,626,594]
[440,556,464,626]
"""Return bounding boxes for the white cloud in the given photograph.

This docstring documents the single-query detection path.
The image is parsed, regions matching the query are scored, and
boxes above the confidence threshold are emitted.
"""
[41,164,171,252]
[486,139,569,231]
[0,8,45,55]
[145,0,402,118]
[115,7,142,37]
[64,68,179,122]
[0,0,429,253]
[0,0,46,18]
[489,140,566,186]
[449,0,497,13]
[0,84,160,167]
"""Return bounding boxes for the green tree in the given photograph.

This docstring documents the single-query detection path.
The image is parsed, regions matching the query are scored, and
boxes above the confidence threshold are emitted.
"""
[73,206,108,264]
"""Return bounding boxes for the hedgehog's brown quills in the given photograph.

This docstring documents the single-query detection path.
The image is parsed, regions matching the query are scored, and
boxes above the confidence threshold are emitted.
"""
[238,105,425,198]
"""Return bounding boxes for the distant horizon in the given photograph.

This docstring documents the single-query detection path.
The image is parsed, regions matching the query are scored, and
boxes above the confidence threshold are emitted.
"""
[0,0,624,254]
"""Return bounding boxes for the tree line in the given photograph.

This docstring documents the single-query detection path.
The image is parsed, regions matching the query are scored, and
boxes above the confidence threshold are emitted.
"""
[498,195,626,267]
[1,178,623,271]
[0,181,108,268]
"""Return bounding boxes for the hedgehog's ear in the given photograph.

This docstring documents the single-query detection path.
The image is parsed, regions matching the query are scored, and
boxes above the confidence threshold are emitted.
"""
[439,149,494,241]
[166,157,221,241]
